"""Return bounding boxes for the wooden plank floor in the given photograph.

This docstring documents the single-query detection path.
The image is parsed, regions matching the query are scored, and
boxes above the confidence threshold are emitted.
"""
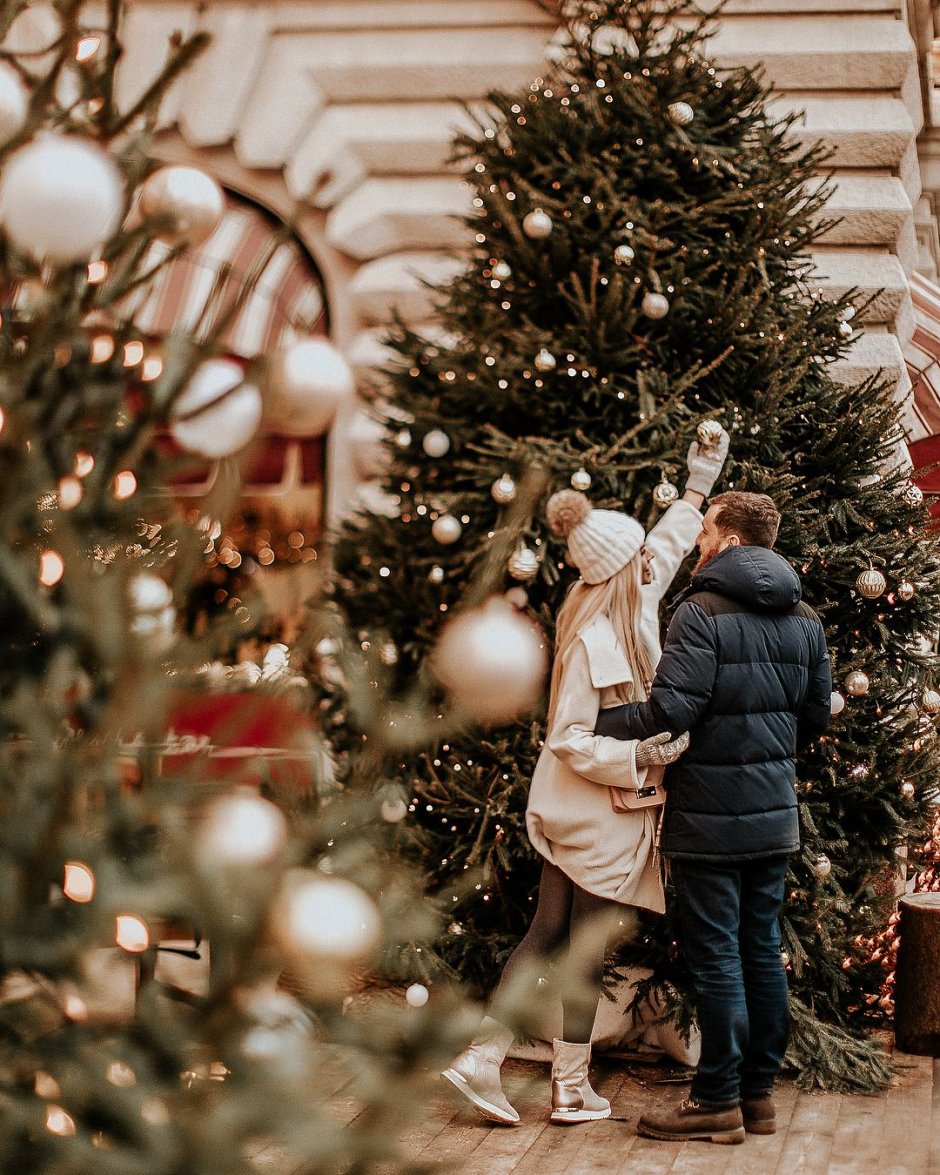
[250,1047,938,1174]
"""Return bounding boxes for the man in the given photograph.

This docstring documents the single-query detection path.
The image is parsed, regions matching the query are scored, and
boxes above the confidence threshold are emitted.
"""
[595,491,831,1145]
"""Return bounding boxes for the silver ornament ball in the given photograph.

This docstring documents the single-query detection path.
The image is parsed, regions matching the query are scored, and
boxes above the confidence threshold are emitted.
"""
[668,101,695,126]
[614,244,635,265]
[508,547,539,582]
[844,670,870,697]
[139,165,225,247]
[431,514,462,545]
[491,474,517,505]
[534,347,557,373]
[897,580,915,601]
[641,292,670,320]
[855,568,887,599]
[901,781,915,799]
[813,854,832,878]
[570,469,592,492]
[523,209,553,240]
[652,479,679,508]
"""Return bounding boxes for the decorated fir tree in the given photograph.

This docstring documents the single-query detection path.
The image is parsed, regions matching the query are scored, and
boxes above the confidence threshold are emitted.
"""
[331,0,940,1090]
[0,3,486,1171]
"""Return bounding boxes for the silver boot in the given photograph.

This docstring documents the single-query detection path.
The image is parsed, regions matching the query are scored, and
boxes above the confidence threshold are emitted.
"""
[442,1016,519,1125]
[550,1039,611,1124]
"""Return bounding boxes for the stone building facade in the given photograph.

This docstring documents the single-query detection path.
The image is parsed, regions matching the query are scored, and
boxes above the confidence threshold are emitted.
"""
[104,0,940,513]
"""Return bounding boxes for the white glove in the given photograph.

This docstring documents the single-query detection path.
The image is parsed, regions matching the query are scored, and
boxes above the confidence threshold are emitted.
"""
[635,730,690,768]
[685,427,730,498]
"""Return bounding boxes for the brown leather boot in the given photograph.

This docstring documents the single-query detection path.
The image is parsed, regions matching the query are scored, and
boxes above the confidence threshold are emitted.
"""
[637,1097,745,1144]
[742,1093,776,1135]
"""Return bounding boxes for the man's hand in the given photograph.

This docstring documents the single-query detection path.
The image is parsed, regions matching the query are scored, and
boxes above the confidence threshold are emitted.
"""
[635,730,690,768]
[685,427,730,498]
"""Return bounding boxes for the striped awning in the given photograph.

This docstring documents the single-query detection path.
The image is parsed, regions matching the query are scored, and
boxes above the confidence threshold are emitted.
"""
[904,271,940,443]
[126,200,326,358]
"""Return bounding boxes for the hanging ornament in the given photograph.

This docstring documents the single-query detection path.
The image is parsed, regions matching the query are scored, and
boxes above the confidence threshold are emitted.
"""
[0,63,28,147]
[842,305,856,322]
[855,568,887,599]
[830,691,845,716]
[422,429,451,458]
[196,791,288,868]
[271,872,382,999]
[901,780,915,799]
[849,764,870,782]
[432,597,547,724]
[395,429,412,449]
[379,641,399,667]
[523,209,553,239]
[508,546,539,582]
[843,669,870,696]
[265,339,355,437]
[380,794,408,823]
[505,586,528,609]
[838,319,854,339]
[406,983,429,1008]
[171,358,262,458]
[667,100,695,126]
[492,260,512,281]
[921,687,940,714]
[641,291,670,319]
[139,165,225,247]
[903,483,924,506]
[428,565,445,584]
[491,473,517,505]
[614,244,635,265]
[431,514,462,544]
[812,854,832,878]
[0,134,123,264]
[570,469,592,492]
[534,347,557,372]
[897,580,915,601]
[696,419,724,448]
[128,574,176,650]
[652,477,679,508]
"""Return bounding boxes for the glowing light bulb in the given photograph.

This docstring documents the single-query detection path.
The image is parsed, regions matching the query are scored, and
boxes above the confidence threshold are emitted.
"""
[90,335,114,364]
[63,861,94,902]
[45,1106,76,1136]
[57,477,82,510]
[141,355,163,382]
[75,451,94,477]
[86,258,108,284]
[115,914,149,952]
[123,341,144,367]
[114,470,137,499]
[75,35,101,62]
[39,550,64,586]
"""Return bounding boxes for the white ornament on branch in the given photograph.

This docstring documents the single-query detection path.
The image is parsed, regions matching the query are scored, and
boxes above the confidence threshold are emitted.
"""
[422,429,450,458]
[196,791,288,868]
[265,339,355,437]
[170,358,262,458]
[641,291,670,319]
[523,209,553,239]
[139,165,225,247]
[431,514,462,544]
[0,134,124,264]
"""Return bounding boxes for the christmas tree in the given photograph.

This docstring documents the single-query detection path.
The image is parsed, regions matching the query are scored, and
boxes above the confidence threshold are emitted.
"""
[330,0,940,1090]
[0,3,484,1170]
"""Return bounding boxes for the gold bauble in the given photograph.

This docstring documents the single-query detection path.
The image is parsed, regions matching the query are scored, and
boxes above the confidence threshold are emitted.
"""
[897,581,915,601]
[921,687,940,715]
[668,101,695,126]
[491,474,517,505]
[139,165,224,247]
[843,670,870,697]
[901,780,916,799]
[522,209,553,239]
[855,568,887,599]
[641,291,670,319]
[652,479,679,508]
[508,546,539,582]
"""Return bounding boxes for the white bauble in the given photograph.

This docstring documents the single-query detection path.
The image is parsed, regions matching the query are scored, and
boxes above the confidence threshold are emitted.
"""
[272,872,382,998]
[431,514,462,544]
[570,468,592,492]
[491,474,517,504]
[433,597,547,724]
[534,348,557,372]
[196,792,288,867]
[422,429,451,458]
[641,292,670,319]
[523,209,553,239]
[129,574,175,649]
[614,244,635,265]
[139,165,224,247]
[508,546,539,582]
[0,134,124,264]
[171,358,262,458]
[265,339,354,437]
[830,691,846,716]
[406,983,429,1008]
[0,63,28,147]
[492,260,512,281]
[812,853,832,879]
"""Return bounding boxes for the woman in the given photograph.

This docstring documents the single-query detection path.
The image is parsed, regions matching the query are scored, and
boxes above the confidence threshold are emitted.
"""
[443,429,729,1126]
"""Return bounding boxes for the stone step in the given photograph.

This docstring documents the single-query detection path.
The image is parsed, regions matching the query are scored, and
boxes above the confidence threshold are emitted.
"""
[813,175,916,268]
[773,95,915,171]
[286,103,476,210]
[347,252,466,324]
[828,329,906,394]
[809,250,912,339]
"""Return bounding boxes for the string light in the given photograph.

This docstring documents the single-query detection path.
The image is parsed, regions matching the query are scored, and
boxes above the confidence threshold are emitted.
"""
[115,914,149,953]
[87,259,108,284]
[63,861,94,902]
[75,451,94,477]
[114,470,137,499]
[39,550,64,587]
[75,35,101,62]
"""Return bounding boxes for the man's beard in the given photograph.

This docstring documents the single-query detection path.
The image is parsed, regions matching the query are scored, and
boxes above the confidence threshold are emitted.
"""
[692,546,718,576]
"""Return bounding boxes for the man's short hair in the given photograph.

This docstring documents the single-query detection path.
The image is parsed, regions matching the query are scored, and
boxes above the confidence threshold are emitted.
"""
[710,491,781,549]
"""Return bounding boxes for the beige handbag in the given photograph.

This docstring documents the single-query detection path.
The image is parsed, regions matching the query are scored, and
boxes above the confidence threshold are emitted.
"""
[609,763,666,812]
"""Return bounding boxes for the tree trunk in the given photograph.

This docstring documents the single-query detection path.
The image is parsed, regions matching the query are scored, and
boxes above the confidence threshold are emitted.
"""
[894,893,940,1055]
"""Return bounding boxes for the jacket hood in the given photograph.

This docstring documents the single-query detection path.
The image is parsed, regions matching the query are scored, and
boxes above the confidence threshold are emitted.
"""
[677,545,802,612]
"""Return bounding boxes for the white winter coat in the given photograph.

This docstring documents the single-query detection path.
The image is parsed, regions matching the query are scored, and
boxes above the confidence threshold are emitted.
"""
[526,499,703,912]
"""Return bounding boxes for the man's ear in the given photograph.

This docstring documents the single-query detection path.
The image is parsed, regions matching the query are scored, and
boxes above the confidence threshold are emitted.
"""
[727,534,741,547]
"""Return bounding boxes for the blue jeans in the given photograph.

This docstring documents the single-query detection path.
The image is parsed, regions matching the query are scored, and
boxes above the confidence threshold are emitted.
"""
[671,856,790,1106]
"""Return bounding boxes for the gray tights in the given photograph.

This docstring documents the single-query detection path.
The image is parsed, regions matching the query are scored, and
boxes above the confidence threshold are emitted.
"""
[490,860,624,1043]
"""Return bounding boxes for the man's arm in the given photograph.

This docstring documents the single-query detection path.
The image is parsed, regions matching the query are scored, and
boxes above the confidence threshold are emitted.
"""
[797,623,832,749]
[595,601,718,741]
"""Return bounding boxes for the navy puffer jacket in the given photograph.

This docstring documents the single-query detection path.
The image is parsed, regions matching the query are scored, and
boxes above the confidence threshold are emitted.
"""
[595,545,831,861]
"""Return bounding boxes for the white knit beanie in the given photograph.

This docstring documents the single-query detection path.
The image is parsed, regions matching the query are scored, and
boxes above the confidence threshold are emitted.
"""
[546,489,645,585]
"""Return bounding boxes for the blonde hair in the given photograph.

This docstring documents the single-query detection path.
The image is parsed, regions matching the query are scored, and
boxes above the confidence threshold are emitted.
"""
[547,555,656,728]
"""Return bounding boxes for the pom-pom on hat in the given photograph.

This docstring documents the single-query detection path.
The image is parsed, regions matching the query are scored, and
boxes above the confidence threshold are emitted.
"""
[546,489,645,585]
